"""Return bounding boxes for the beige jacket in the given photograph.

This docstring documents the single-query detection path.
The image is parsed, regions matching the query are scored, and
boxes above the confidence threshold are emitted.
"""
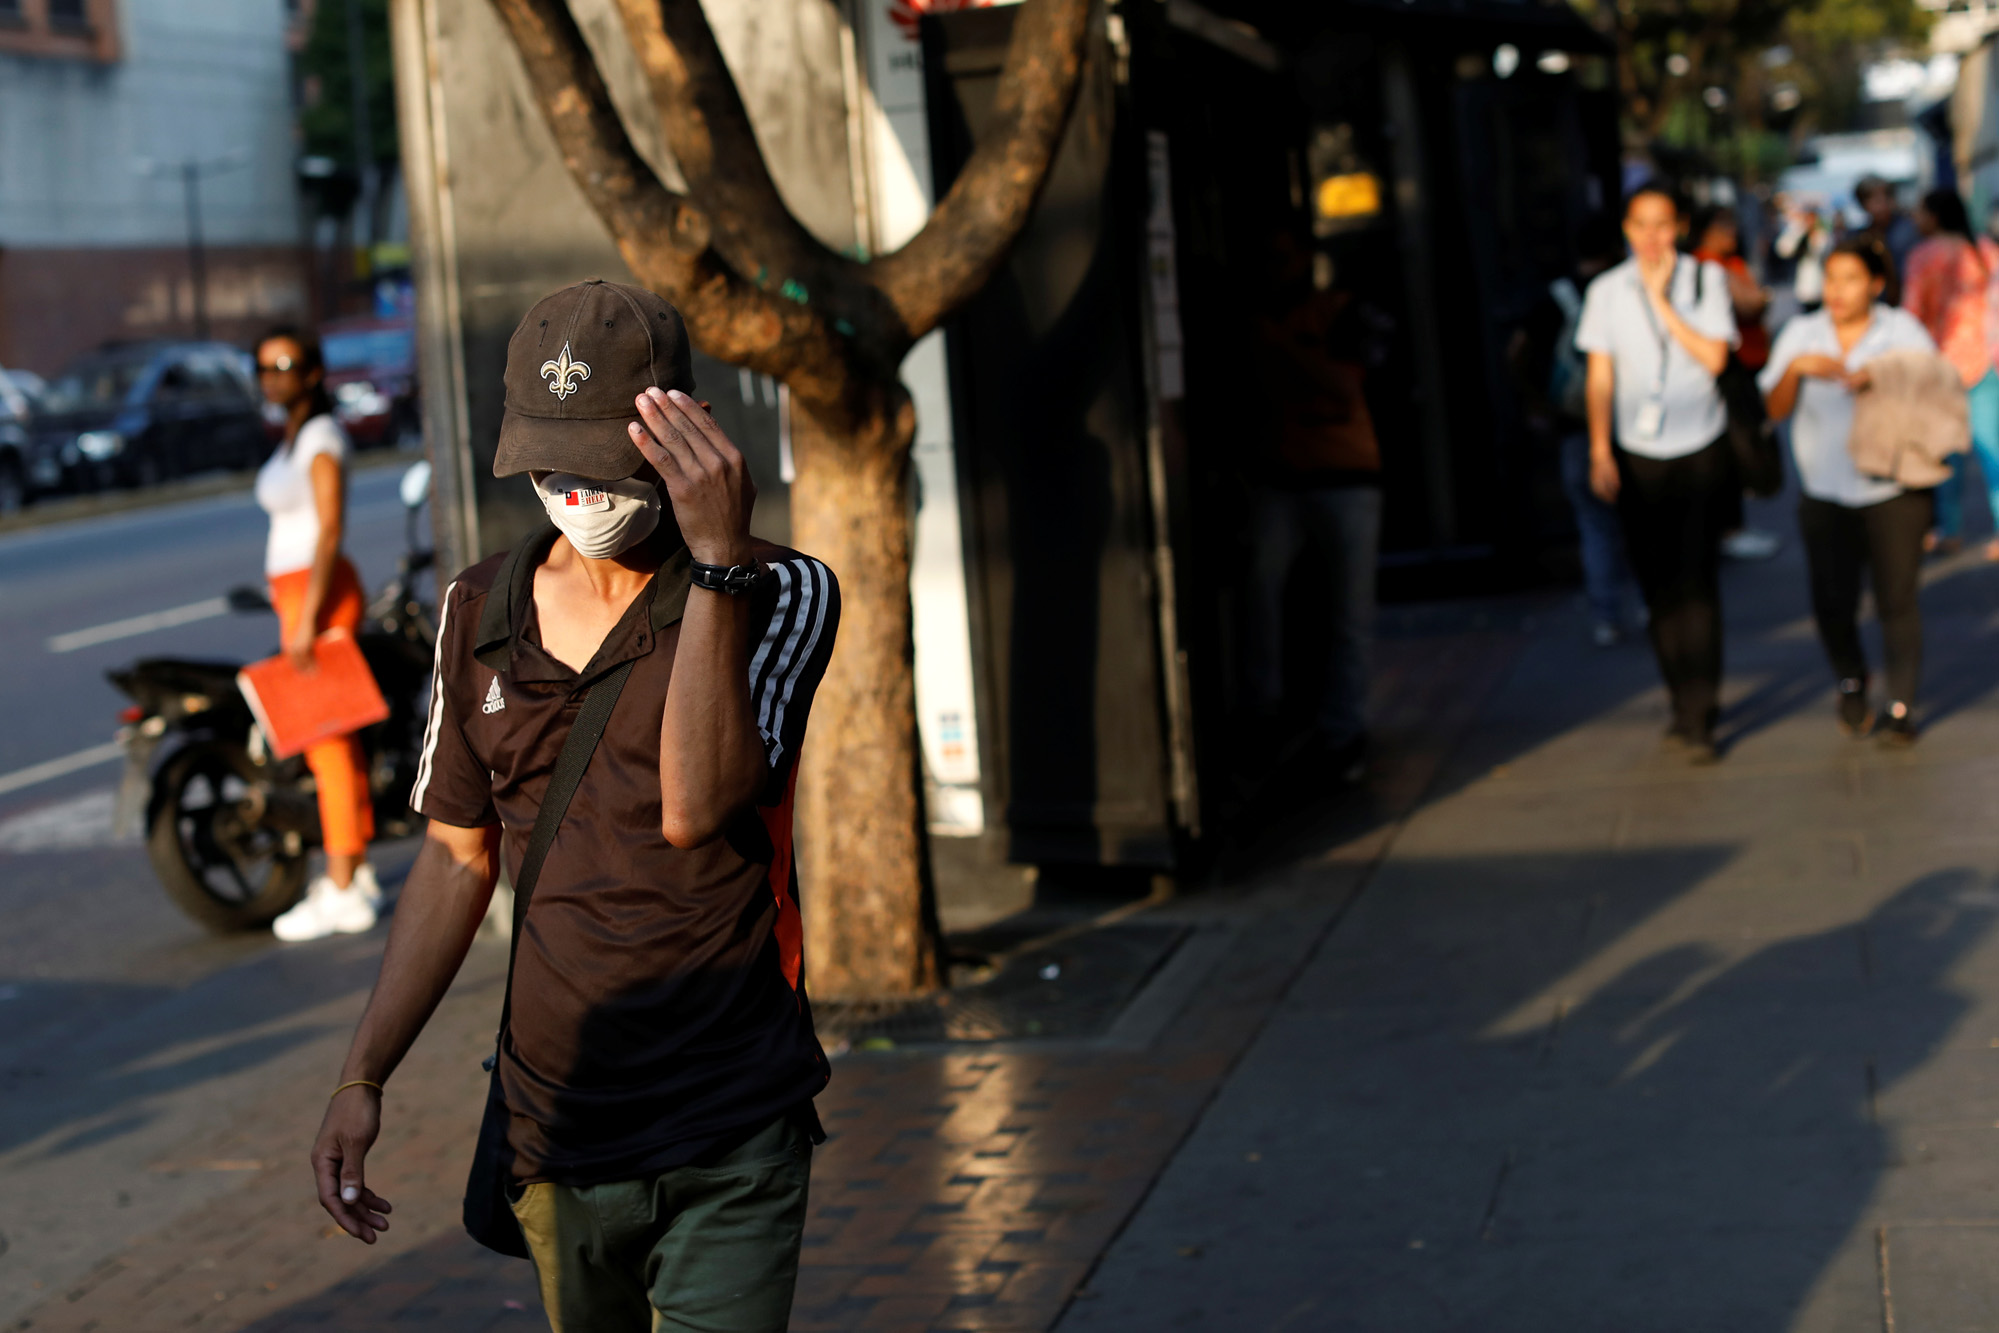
[1847,349,1971,487]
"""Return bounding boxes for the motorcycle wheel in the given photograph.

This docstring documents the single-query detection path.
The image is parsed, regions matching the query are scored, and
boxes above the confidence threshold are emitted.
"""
[148,742,308,932]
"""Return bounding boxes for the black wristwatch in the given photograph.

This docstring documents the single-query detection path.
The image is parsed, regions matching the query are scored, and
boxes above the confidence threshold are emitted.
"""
[689,559,768,596]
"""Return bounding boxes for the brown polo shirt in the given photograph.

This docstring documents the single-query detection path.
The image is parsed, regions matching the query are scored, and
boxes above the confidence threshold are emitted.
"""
[412,527,838,1185]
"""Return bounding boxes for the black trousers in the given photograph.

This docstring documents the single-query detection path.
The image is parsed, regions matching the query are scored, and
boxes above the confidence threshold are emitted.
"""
[1616,439,1731,734]
[1797,489,1931,705]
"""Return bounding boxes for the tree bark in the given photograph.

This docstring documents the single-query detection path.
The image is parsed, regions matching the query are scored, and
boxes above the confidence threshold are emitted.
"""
[786,395,937,998]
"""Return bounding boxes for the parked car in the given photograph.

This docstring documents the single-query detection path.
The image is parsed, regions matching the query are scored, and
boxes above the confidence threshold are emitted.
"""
[27,342,266,495]
[0,364,36,514]
[321,316,418,449]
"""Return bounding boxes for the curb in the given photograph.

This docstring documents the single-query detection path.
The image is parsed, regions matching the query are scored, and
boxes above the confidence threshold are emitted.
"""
[0,447,421,539]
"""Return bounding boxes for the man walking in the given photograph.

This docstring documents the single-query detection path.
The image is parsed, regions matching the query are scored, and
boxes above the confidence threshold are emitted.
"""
[309,280,839,1332]
[1578,186,1738,759]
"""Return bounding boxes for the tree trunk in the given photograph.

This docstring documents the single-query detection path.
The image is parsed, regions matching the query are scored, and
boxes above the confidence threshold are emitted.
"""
[787,394,939,999]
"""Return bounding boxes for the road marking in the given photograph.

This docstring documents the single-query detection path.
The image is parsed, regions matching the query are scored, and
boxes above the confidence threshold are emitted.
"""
[48,596,231,653]
[0,786,124,854]
[0,742,125,797]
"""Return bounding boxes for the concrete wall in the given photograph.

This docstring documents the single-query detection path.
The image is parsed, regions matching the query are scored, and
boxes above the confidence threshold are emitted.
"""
[0,0,307,371]
[0,245,308,374]
[0,0,300,246]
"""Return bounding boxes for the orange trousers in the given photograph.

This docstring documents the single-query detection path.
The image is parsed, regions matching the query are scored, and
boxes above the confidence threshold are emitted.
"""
[268,557,375,857]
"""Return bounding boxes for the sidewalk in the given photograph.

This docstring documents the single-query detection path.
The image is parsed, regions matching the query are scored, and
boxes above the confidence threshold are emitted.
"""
[17,527,1999,1331]
[1063,534,1999,1331]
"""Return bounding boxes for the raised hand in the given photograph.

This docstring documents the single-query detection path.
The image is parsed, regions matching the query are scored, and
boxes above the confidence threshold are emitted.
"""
[629,388,756,568]
[1637,256,1675,301]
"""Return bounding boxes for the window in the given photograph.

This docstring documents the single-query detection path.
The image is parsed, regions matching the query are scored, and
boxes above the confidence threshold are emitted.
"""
[151,362,196,403]
[42,356,147,414]
[0,0,118,59]
[187,353,255,405]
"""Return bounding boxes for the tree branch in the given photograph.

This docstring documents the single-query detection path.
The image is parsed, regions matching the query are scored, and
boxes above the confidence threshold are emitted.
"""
[609,0,838,285]
[870,0,1093,341]
[486,0,790,367]
[490,0,907,427]
[487,0,693,256]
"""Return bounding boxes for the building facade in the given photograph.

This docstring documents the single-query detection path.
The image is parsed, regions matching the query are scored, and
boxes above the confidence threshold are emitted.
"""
[0,0,308,374]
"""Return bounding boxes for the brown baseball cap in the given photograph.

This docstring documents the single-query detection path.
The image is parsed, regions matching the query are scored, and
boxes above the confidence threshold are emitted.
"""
[492,279,696,478]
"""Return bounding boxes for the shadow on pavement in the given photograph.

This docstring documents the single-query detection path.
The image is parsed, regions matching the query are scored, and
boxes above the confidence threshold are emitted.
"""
[1059,857,1999,1331]
[0,852,421,1165]
[234,1231,539,1333]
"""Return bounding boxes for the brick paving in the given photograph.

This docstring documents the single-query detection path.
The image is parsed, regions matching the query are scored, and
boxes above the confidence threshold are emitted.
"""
[7,610,1526,1333]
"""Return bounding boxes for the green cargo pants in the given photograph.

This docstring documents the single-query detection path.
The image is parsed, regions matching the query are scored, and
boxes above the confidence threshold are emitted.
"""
[509,1115,813,1332]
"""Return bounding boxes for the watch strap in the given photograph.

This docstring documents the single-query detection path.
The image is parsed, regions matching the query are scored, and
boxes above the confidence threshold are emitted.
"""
[688,559,767,595]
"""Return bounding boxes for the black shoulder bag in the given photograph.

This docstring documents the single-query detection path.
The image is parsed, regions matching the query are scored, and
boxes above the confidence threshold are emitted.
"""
[1696,261,1783,498]
[462,656,637,1258]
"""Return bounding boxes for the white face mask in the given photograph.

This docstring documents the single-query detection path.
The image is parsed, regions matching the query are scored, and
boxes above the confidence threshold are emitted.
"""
[533,472,661,559]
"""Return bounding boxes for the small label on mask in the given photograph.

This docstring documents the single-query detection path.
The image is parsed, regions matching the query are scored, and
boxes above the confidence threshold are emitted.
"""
[564,488,611,511]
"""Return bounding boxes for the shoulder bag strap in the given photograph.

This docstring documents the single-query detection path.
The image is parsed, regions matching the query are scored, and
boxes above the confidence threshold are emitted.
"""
[488,657,638,1054]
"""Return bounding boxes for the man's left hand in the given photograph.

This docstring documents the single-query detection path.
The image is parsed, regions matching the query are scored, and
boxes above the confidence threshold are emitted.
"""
[630,389,756,568]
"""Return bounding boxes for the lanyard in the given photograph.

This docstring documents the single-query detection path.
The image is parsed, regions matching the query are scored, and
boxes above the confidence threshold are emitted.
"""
[1633,257,1680,396]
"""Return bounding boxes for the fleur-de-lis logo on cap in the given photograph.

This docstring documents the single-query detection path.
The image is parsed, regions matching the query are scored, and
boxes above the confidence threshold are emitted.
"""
[539,341,591,401]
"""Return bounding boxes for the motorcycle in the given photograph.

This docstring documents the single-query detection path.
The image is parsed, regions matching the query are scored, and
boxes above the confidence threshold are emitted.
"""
[109,460,439,932]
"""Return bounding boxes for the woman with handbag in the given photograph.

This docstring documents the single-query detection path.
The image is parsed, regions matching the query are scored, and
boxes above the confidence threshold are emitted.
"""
[1760,238,1939,743]
[1900,188,1999,557]
[254,328,381,939]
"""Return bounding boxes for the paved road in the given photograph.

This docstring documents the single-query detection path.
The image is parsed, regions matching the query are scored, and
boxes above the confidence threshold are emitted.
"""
[0,462,437,1326]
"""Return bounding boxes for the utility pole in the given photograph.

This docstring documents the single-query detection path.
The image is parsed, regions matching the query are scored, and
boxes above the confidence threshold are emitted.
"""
[345,0,377,258]
[137,155,242,340]
[181,161,210,341]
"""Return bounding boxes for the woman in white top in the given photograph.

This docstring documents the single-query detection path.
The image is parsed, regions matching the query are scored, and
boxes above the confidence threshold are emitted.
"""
[1759,238,1937,744]
[253,329,381,940]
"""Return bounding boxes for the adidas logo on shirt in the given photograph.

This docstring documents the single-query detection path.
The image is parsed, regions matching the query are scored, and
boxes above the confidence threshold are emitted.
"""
[482,677,506,715]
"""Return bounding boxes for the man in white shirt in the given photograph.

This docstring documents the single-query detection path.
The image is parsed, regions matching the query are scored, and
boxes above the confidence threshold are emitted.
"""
[1576,185,1739,759]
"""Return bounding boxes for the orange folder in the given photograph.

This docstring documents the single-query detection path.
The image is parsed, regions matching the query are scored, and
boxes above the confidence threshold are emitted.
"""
[237,628,391,759]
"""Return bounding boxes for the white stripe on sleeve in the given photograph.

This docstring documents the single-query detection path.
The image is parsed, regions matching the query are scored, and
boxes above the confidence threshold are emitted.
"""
[757,560,816,737]
[410,580,457,812]
[747,561,795,727]
[762,560,831,765]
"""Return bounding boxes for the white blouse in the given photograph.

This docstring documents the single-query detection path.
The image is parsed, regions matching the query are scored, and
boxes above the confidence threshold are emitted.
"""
[1759,306,1938,508]
[255,414,349,576]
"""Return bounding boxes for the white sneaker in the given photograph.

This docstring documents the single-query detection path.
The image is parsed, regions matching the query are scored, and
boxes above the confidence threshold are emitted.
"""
[273,866,382,941]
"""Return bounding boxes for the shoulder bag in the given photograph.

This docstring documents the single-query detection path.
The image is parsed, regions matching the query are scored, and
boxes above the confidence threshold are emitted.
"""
[462,655,637,1258]
[1695,261,1783,497]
